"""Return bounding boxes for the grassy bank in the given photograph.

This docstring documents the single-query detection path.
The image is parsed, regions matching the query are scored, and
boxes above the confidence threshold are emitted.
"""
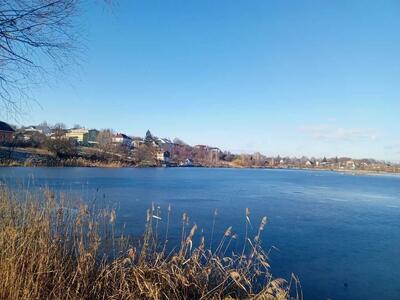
[0,187,300,299]
[0,157,133,168]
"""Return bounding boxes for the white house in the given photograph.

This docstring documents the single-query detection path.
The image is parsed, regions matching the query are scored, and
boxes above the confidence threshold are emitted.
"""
[112,133,132,146]
[305,160,314,167]
[24,126,42,133]
[179,158,194,167]
[345,160,356,170]
[156,151,170,163]
[132,137,144,148]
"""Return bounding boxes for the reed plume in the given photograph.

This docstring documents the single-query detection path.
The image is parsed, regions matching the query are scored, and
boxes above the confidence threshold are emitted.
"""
[0,186,301,300]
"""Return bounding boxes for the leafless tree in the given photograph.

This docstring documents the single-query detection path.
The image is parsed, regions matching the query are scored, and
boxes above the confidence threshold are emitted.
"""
[134,144,156,165]
[53,122,66,129]
[173,137,187,146]
[0,0,82,115]
[96,129,114,153]
[52,122,66,138]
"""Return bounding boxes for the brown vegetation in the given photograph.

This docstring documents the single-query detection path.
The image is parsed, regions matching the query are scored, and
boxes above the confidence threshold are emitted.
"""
[0,187,301,299]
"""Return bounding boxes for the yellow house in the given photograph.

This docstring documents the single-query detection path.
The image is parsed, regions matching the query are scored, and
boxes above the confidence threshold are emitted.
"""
[65,128,88,144]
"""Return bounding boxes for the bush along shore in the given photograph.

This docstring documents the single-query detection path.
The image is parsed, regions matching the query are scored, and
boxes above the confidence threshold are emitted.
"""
[0,187,301,299]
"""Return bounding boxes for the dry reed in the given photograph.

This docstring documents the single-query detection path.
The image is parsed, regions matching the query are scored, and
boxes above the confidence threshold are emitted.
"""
[0,186,301,300]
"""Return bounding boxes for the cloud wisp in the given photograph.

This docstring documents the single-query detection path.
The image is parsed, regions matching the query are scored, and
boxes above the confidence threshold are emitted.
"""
[384,144,400,154]
[298,124,378,142]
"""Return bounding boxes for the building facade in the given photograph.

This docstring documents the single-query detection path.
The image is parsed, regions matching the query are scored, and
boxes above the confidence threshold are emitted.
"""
[113,133,132,146]
[0,121,15,144]
[156,151,171,163]
[65,128,88,144]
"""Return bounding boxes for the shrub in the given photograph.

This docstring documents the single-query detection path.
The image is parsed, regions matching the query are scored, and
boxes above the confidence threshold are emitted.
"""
[46,138,78,158]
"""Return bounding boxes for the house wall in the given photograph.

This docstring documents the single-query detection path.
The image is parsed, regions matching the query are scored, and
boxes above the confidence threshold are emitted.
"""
[112,137,123,143]
[156,151,170,163]
[113,137,132,146]
[87,130,99,142]
[0,131,14,143]
[66,132,88,143]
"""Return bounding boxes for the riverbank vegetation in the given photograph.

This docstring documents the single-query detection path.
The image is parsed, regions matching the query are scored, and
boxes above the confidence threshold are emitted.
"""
[2,138,399,173]
[0,187,301,299]
[2,122,399,171]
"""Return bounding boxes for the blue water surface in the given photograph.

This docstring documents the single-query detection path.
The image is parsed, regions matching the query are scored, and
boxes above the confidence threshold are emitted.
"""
[1,167,399,300]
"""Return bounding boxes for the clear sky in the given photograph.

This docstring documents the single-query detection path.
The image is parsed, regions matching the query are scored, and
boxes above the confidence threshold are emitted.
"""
[6,0,400,160]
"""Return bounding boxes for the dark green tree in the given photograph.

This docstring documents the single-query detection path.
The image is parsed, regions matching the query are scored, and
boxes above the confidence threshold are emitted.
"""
[144,130,154,145]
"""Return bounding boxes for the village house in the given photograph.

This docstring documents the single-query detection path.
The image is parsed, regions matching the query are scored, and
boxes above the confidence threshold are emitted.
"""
[209,147,221,162]
[155,137,173,152]
[87,129,99,146]
[156,150,171,163]
[155,137,172,146]
[179,158,194,167]
[113,133,132,147]
[17,126,41,141]
[49,127,68,140]
[132,137,144,148]
[268,157,275,166]
[194,145,208,150]
[65,128,88,144]
[345,160,356,170]
[23,126,42,134]
[305,160,314,167]
[0,121,15,144]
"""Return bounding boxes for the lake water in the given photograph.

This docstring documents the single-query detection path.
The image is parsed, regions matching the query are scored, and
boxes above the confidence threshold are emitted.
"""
[1,167,399,300]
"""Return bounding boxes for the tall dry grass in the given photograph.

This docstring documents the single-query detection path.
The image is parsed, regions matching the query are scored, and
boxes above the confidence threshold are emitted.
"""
[0,187,301,299]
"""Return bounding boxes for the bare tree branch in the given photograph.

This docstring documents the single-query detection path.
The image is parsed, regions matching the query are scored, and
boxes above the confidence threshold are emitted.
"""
[0,0,80,115]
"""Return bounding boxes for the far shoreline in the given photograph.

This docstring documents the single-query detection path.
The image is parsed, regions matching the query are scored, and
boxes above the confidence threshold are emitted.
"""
[2,163,400,178]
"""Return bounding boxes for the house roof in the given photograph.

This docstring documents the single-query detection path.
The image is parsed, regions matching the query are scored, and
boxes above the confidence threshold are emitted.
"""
[115,133,132,139]
[67,128,88,134]
[156,137,172,145]
[0,121,14,132]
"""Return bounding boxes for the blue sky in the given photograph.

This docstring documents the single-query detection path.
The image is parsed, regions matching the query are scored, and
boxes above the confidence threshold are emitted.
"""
[7,1,400,160]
